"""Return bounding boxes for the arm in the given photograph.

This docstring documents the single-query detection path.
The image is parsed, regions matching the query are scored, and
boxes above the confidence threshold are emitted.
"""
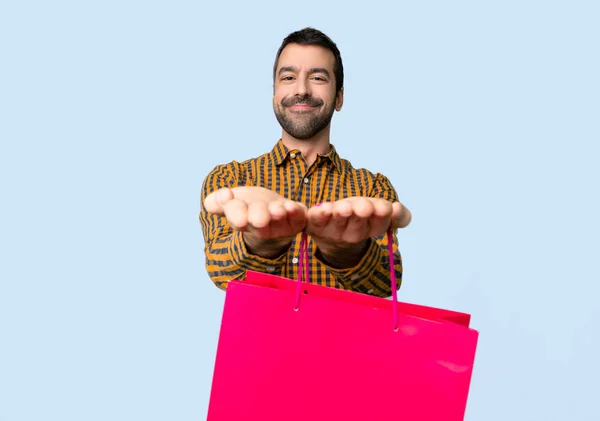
[317,228,404,297]
[308,174,410,297]
[199,164,289,290]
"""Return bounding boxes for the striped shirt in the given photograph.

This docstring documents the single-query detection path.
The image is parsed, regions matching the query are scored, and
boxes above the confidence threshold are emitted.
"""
[199,139,403,298]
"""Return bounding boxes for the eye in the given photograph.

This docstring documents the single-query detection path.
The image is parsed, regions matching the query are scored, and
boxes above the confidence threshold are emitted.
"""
[312,76,327,82]
[281,75,295,81]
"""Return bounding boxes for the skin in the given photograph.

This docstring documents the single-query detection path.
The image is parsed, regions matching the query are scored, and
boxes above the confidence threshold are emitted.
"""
[203,43,412,266]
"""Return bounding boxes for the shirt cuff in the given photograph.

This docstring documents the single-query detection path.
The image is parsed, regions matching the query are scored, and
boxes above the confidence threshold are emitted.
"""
[228,231,287,275]
[314,238,382,287]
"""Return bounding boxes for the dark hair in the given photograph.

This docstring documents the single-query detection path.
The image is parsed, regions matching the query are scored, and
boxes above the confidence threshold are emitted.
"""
[273,27,344,94]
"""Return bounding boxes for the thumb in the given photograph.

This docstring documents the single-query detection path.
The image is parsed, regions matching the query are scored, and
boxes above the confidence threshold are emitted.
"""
[203,188,234,215]
[390,201,412,229]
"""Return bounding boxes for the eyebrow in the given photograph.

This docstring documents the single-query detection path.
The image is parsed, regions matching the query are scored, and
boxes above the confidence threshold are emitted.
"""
[278,66,331,78]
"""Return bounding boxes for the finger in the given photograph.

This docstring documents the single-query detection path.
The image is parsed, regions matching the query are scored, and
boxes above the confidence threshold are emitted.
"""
[340,199,374,242]
[229,186,285,206]
[368,199,393,237]
[344,215,370,244]
[391,201,412,229]
[254,201,306,238]
[330,200,352,236]
[333,199,354,219]
[370,198,393,218]
[203,188,234,215]
[223,199,249,231]
[247,201,271,229]
[285,201,308,233]
[307,202,333,230]
[268,201,288,222]
[352,198,375,218]
[283,200,308,215]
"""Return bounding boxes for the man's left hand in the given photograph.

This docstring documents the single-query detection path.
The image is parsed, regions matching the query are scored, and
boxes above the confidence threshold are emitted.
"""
[305,198,410,267]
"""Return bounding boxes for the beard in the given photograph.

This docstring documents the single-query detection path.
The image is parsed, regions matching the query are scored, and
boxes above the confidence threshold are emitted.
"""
[274,95,335,140]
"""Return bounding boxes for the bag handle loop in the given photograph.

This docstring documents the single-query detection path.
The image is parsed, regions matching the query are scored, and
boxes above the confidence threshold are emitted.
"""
[294,229,399,331]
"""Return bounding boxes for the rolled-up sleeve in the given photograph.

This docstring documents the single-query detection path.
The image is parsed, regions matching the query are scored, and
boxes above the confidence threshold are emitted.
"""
[314,173,404,298]
[199,163,287,289]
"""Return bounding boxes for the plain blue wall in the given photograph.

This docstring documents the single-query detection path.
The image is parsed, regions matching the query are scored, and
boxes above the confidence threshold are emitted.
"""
[1,1,599,420]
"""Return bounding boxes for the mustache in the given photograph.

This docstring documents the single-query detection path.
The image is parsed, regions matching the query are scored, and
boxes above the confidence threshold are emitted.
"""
[282,96,323,108]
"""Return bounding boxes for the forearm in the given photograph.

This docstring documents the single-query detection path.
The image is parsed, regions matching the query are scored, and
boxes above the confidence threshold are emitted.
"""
[242,232,293,259]
[314,239,370,269]
[201,164,290,287]
[314,233,402,297]
[204,231,289,289]
[204,233,248,289]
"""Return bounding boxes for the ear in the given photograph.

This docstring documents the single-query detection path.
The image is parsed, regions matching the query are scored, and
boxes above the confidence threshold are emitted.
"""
[335,87,344,111]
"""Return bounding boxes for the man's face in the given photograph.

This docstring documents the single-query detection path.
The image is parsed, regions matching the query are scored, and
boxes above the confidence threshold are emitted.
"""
[273,43,343,140]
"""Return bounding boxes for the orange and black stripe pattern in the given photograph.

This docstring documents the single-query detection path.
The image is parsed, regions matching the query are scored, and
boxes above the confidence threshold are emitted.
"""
[199,139,403,298]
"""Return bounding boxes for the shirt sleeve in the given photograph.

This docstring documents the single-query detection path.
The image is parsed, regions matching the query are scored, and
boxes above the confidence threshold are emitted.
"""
[313,173,404,298]
[199,163,287,290]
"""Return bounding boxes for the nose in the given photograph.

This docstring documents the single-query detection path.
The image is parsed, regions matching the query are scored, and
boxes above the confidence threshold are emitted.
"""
[294,75,311,98]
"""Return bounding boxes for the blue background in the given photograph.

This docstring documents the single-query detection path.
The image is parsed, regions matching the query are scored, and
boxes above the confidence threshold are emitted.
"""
[1,1,599,420]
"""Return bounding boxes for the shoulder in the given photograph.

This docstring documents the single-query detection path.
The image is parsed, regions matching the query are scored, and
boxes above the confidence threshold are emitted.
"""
[202,148,273,185]
[339,157,393,183]
[338,157,398,199]
[203,160,241,183]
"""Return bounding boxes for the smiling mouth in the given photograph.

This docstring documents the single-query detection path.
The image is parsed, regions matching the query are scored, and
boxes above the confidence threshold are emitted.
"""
[288,104,316,111]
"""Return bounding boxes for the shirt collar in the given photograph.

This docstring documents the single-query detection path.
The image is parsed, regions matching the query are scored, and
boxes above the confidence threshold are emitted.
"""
[269,139,343,172]
[270,139,289,166]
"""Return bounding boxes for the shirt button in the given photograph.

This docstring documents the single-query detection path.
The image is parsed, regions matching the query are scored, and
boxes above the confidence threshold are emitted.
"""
[367,289,374,294]
[290,153,296,158]
[292,257,299,264]
[303,177,309,184]
[267,267,276,272]
[351,274,360,281]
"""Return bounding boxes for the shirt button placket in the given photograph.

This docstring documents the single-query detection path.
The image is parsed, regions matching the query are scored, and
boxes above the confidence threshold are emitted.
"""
[301,176,310,205]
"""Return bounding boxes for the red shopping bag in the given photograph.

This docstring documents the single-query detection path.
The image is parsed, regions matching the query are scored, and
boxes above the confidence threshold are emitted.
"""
[207,231,479,420]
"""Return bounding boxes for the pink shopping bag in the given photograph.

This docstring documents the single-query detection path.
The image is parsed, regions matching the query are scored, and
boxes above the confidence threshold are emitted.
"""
[207,231,479,420]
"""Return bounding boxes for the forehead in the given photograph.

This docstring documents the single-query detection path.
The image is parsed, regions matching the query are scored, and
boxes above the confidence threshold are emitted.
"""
[277,43,335,72]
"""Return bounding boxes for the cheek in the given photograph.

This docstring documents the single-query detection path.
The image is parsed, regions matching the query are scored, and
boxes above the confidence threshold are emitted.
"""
[316,87,336,103]
[273,97,285,111]
[273,85,290,101]
[273,94,286,107]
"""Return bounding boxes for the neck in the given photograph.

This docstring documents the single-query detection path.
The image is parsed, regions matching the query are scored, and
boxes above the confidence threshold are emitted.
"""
[281,126,331,167]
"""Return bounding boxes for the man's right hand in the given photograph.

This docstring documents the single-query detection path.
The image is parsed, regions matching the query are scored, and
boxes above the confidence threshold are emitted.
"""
[203,187,308,258]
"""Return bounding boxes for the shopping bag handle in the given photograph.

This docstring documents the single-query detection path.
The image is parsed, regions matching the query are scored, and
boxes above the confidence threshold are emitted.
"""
[294,229,399,331]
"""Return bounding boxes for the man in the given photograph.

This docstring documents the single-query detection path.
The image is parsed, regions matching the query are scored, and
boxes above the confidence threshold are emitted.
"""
[199,27,411,297]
